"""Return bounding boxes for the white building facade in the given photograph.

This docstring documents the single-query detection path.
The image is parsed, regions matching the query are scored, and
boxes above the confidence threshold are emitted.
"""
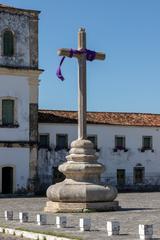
[38,110,160,192]
[0,4,42,194]
[1,3,160,195]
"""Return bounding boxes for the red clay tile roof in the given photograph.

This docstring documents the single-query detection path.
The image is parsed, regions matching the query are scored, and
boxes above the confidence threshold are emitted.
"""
[0,4,9,7]
[38,110,160,127]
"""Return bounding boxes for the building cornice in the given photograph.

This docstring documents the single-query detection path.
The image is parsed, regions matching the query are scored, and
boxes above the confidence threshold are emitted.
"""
[0,141,37,148]
[0,4,40,17]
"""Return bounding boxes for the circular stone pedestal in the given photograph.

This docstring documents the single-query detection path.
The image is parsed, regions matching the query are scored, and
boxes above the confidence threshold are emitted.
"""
[44,139,119,212]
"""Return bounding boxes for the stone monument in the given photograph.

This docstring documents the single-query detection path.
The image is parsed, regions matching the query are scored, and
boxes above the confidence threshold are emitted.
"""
[44,28,119,212]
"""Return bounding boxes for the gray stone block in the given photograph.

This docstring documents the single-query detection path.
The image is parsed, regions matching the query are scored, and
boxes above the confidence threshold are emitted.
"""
[19,212,28,223]
[4,210,13,221]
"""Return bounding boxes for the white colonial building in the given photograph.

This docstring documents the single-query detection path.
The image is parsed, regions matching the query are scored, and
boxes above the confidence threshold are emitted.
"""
[0,3,160,194]
[0,4,42,194]
[38,110,160,192]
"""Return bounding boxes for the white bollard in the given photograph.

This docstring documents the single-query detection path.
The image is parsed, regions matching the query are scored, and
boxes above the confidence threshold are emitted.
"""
[36,214,47,225]
[19,212,28,223]
[4,210,13,221]
[139,224,153,240]
[107,221,120,236]
[56,216,67,228]
[79,218,91,231]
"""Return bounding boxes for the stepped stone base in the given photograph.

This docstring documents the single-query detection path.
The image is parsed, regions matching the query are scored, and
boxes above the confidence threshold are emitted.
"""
[45,139,120,213]
[44,200,119,213]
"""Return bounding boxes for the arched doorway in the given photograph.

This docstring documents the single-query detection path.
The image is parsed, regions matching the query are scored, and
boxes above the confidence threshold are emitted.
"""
[2,167,13,194]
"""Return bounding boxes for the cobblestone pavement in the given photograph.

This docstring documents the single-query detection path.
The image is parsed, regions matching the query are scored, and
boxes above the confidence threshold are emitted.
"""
[0,193,160,239]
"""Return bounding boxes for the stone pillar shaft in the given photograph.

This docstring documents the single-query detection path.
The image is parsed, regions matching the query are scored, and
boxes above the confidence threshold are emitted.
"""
[78,28,87,139]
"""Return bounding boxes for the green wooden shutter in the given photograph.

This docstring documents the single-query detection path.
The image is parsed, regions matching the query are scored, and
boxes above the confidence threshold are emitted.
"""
[3,31,14,56]
[56,135,68,149]
[39,135,49,148]
[143,136,152,149]
[115,136,125,149]
[2,100,14,125]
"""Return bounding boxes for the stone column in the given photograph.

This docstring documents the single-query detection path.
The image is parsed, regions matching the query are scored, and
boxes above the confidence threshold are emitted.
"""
[28,75,39,194]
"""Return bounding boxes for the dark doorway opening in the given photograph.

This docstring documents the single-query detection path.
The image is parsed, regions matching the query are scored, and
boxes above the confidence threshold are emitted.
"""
[117,169,126,186]
[134,167,144,184]
[2,167,13,194]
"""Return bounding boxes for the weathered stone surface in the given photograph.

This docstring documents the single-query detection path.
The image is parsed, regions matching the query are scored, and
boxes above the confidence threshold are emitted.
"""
[36,214,47,225]
[66,153,98,162]
[56,216,67,228]
[44,200,119,212]
[19,212,28,223]
[46,139,119,212]
[70,139,93,148]
[139,224,153,240]
[29,17,38,68]
[59,162,104,181]
[45,29,118,212]
[28,103,38,193]
[0,8,39,68]
[79,218,91,231]
[107,221,120,236]
[46,179,117,202]
[4,210,13,221]
[29,103,38,142]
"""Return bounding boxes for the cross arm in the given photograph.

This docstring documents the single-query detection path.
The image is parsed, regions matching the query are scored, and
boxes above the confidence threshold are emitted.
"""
[57,48,106,60]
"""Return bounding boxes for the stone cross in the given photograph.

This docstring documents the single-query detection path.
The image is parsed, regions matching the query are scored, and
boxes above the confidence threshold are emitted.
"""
[58,28,105,139]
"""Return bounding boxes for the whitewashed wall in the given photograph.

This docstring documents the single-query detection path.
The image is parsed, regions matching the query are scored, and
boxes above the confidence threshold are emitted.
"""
[0,74,31,193]
[0,75,29,141]
[39,123,160,186]
[98,125,160,185]
[0,148,29,192]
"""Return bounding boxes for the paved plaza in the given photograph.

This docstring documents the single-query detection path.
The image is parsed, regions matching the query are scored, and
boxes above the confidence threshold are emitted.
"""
[0,235,24,240]
[0,192,160,239]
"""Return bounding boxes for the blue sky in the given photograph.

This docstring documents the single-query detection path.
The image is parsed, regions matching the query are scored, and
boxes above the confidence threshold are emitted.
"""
[2,0,160,113]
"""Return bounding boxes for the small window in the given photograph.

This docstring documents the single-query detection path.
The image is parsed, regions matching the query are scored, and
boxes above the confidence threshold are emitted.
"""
[142,136,152,150]
[115,136,125,150]
[3,30,14,56]
[56,134,68,150]
[2,99,14,125]
[87,135,97,149]
[39,134,49,148]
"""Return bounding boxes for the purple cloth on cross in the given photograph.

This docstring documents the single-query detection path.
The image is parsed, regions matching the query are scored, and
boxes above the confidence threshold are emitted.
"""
[56,48,96,81]
[56,56,65,81]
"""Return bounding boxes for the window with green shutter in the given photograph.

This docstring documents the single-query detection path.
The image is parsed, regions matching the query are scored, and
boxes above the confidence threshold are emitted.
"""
[56,134,68,150]
[2,100,14,125]
[3,30,14,56]
[115,136,125,150]
[142,136,152,150]
[39,134,49,148]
